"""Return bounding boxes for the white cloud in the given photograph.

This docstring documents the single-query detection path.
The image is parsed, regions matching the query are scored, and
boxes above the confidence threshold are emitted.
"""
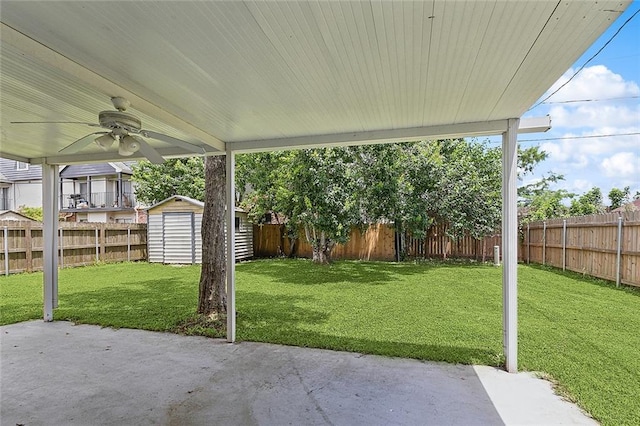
[549,104,640,129]
[571,179,594,193]
[600,152,640,178]
[545,65,640,103]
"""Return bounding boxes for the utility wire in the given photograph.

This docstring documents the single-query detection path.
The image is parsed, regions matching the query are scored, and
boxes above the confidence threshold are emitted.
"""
[486,132,640,144]
[529,8,640,111]
[518,132,640,143]
[542,95,640,105]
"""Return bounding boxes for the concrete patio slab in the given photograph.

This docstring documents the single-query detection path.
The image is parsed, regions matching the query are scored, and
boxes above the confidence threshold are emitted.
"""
[1,321,596,425]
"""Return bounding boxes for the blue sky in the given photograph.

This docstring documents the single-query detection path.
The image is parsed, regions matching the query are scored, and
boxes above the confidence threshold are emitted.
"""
[489,2,640,204]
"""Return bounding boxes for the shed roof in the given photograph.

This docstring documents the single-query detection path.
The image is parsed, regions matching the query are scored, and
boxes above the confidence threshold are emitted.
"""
[147,195,245,213]
[0,210,39,221]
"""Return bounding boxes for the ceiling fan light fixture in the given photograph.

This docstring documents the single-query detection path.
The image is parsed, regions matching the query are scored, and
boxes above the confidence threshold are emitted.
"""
[119,135,141,156]
[94,133,115,150]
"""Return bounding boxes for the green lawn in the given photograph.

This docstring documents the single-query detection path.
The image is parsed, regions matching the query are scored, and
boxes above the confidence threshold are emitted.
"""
[1,259,639,425]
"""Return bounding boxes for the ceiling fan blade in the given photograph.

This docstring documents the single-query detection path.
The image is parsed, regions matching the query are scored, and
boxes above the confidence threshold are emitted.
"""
[11,121,102,127]
[137,138,165,164]
[58,131,109,154]
[140,130,205,154]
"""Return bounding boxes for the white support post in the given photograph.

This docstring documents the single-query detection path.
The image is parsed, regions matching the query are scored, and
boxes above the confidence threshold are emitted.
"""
[226,149,236,343]
[127,227,131,262]
[42,162,60,320]
[502,118,519,373]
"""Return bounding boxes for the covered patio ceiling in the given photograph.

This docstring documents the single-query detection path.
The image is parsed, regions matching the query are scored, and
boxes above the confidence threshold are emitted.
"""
[0,1,629,164]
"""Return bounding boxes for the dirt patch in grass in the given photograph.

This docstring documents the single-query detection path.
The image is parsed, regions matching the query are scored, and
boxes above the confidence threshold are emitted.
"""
[172,314,226,338]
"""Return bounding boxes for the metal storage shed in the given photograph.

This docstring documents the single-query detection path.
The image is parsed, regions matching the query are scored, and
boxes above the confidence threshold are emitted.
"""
[146,195,252,264]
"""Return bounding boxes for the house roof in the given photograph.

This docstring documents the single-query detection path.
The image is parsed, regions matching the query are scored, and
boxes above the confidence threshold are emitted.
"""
[0,157,42,181]
[60,162,134,179]
[0,210,39,221]
[611,199,640,213]
[0,1,630,164]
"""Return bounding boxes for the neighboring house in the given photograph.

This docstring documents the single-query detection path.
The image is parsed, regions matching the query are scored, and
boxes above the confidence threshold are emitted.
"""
[0,158,43,211]
[60,162,139,223]
[0,158,140,223]
[146,195,253,264]
[611,198,640,213]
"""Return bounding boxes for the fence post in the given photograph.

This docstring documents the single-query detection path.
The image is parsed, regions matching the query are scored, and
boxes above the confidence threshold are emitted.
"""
[59,227,64,268]
[95,227,100,262]
[542,221,546,265]
[616,216,623,288]
[494,245,500,266]
[25,221,33,272]
[3,226,8,276]
[127,226,131,262]
[562,219,567,271]
[527,223,530,264]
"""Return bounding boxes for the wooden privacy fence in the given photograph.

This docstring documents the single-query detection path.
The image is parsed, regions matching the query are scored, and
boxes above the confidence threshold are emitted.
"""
[0,221,147,275]
[404,224,503,261]
[523,211,640,287]
[253,223,503,262]
[253,223,397,261]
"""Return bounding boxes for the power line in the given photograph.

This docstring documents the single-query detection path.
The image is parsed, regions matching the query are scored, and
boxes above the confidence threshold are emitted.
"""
[486,132,640,144]
[518,132,640,143]
[528,8,640,111]
[542,96,640,105]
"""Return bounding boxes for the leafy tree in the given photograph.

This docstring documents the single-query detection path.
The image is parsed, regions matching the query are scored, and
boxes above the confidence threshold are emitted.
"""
[131,158,205,205]
[523,189,572,222]
[18,206,44,222]
[608,186,630,210]
[569,187,605,216]
[434,140,502,239]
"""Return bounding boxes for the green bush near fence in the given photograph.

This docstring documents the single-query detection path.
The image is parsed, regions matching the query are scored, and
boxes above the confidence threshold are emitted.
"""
[1,260,639,425]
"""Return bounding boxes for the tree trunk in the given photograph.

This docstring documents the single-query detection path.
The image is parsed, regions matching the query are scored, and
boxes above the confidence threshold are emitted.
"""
[197,155,227,318]
[306,226,332,264]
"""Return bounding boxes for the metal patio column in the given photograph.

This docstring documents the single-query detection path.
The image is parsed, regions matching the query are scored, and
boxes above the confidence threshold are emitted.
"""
[42,162,59,321]
[502,118,519,373]
[226,149,236,343]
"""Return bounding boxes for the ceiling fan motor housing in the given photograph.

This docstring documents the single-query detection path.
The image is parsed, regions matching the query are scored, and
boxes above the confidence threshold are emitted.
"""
[98,110,142,133]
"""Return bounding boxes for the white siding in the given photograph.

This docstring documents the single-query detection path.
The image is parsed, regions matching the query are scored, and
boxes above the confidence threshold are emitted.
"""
[163,212,195,264]
[147,207,253,264]
[235,214,253,261]
[194,213,202,263]
[147,214,163,263]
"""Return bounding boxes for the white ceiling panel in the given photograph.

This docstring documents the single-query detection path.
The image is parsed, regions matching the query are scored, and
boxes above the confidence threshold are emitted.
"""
[0,1,631,164]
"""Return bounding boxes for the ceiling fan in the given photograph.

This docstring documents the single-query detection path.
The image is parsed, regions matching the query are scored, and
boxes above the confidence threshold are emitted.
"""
[11,96,205,164]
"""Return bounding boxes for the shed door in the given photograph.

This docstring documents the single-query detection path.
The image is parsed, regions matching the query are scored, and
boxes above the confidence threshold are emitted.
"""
[163,212,195,264]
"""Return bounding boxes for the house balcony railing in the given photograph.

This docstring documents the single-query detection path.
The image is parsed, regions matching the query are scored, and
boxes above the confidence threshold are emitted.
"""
[62,192,136,210]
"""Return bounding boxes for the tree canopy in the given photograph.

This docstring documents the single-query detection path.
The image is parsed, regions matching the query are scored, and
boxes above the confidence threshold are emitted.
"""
[131,158,205,205]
